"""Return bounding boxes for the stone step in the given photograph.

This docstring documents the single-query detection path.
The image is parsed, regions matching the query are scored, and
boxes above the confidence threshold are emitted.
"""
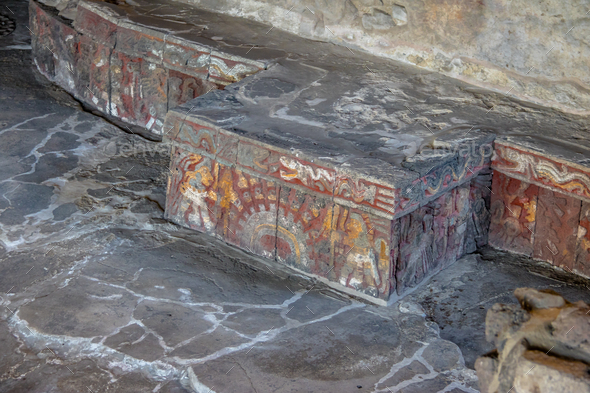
[29,0,590,304]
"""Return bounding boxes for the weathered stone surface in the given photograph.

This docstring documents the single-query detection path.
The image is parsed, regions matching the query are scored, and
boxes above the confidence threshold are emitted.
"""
[162,36,209,78]
[550,305,590,360]
[73,1,118,47]
[334,157,403,217]
[29,1,57,76]
[167,70,218,111]
[475,355,498,393]
[213,163,242,243]
[237,141,337,196]
[493,141,590,202]
[489,171,539,256]
[169,327,250,359]
[466,172,492,252]
[77,35,111,113]
[30,0,590,299]
[381,360,429,387]
[395,205,431,294]
[31,0,590,190]
[30,0,266,139]
[110,51,168,134]
[174,0,590,115]
[115,22,166,65]
[0,27,489,392]
[167,143,399,300]
[104,324,145,350]
[476,288,590,393]
[421,339,462,372]
[209,50,264,85]
[407,248,590,373]
[395,183,476,296]
[215,128,240,166]
[167,127,431,300]
[223,171,280,259]
[167,116,218,158]
[173,57,499,223]
[172,160,494,301]
[417,137,494,200]
[30,0,79,95]
[491,144,590,278]
[532,187,581,269]
[156,44,506,300]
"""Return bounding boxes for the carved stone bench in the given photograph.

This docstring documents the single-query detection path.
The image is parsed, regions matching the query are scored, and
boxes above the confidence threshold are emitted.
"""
[30,0,590,304]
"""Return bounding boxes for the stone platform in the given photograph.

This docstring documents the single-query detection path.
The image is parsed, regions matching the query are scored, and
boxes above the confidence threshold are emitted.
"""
[29,0,267,137]
[29,0,590,304]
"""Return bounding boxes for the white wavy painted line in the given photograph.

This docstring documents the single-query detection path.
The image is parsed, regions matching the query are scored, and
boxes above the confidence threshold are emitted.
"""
[7,315,179,382]
[497,146,590,194]
[336,178,378,203]
[279,156,335,186]
[210,56,258,79]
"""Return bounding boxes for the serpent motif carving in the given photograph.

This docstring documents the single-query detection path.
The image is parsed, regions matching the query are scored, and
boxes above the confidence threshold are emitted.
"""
[494,144,590,200]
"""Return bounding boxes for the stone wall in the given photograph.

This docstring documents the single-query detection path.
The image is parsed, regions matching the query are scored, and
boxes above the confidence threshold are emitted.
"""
[177,0,590,115]
[476,288,590,392]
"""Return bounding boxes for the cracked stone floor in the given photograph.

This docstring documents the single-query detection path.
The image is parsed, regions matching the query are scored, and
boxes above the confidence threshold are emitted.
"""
[2,2,590,392]
[0,30,480,391]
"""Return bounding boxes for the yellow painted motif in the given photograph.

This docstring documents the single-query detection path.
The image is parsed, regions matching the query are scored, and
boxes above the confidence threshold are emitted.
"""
[523,199,536,222]
[237,171,248,189]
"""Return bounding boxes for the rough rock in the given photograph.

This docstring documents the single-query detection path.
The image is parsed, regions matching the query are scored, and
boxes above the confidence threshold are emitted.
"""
[476,288,590,393]
[514,287,566,310]
[474,355,498,392]
[514,350,590,393]
[484,303,530,350]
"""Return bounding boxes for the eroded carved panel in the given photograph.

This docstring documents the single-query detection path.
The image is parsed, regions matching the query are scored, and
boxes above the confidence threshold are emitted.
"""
[330,204,393,299]
[165,147,219,235]
[215,167,279,260]
[488,171,539,256]
[276,186,333,274]
[110,51,168,134]
[575,201,590,277]
[532,187,581,269]
[395,184,473,295]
